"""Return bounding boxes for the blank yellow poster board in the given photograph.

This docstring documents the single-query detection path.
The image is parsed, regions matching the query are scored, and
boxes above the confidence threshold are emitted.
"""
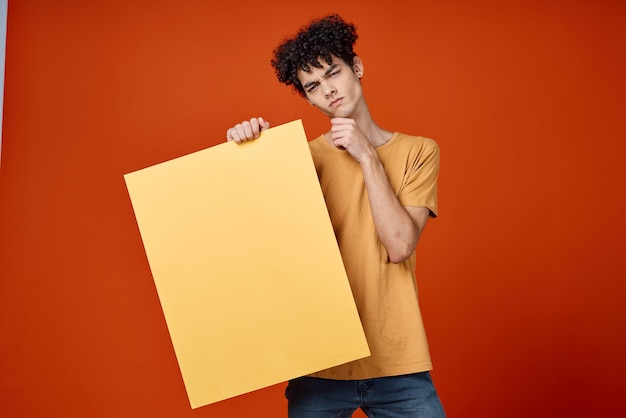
[124,120,370,408]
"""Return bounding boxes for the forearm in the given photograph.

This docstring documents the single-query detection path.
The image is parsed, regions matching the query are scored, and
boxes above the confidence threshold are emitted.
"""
[360,153,420,263]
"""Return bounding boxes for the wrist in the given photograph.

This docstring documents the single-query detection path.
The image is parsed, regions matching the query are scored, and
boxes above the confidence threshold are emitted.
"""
[359,148,379,168]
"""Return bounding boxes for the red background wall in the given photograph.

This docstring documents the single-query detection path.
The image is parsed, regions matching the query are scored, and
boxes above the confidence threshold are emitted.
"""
[1,1,625,417]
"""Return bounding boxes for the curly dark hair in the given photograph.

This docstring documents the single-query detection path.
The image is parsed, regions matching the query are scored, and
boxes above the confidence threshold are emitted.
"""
[271,14,358,97]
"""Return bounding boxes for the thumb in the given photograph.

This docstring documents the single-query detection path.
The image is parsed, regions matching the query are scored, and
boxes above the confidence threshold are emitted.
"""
[259,117,270,131]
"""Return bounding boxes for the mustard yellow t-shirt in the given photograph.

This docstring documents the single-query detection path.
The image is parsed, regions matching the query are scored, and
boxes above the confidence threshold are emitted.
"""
[307,132,439,380]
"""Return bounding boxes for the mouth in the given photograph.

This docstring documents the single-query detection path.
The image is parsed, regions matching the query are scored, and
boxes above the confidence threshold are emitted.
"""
[330,98,343,108]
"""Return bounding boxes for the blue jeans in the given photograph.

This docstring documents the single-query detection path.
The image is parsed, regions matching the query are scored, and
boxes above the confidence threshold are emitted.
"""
[285,372,446,418]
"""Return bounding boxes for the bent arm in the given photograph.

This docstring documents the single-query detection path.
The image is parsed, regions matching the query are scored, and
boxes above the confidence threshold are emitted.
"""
[360,153,430,263]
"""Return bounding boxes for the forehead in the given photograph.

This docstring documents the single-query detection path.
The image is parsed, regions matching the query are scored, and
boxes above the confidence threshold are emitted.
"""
[297,55,345,81]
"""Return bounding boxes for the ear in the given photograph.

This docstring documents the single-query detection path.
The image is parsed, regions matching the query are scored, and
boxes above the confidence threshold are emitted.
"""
[352,56,364,78]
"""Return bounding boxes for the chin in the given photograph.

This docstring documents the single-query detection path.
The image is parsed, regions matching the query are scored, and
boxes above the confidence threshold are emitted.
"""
[333,110,354,119]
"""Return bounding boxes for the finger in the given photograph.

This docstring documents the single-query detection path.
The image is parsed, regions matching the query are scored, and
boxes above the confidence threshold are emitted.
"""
[227,128,242,144]
[259,117,271,131]
[331,117,353,127]
[333,138,347,150]
[249,118,261,138]
[330,122,352,135]
[234,124,250,142]
[241,121,254,139]
[330,127,348,140]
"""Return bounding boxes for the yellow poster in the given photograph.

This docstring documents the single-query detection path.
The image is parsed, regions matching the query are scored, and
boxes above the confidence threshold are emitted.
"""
[124,120,369,408]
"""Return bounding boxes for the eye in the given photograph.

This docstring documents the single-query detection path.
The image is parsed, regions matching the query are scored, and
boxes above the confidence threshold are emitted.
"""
[307,83,319,93]
[329,70,340,78]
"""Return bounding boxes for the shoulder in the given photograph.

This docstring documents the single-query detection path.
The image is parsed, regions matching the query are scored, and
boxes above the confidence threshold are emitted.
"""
[394,133,438,150]
[307,134,332,168]
[307,134,327,152]
[385,133,439,161]
[308,133,342,162]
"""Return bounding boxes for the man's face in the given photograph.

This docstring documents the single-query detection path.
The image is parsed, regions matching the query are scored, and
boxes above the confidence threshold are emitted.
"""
[297,55,364,118]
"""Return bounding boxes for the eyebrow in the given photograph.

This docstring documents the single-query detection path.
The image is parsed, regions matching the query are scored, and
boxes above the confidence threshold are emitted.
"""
[303,64,340,89]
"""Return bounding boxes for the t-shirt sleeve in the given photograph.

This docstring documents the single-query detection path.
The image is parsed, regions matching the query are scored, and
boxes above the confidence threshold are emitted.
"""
[398,138,440,217]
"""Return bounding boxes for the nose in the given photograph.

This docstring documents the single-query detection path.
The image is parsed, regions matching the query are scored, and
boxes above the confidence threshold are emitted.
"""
[321,79,336,97]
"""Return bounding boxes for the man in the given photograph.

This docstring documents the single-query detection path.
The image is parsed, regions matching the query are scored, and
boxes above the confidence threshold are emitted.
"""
[226,14,445,418]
